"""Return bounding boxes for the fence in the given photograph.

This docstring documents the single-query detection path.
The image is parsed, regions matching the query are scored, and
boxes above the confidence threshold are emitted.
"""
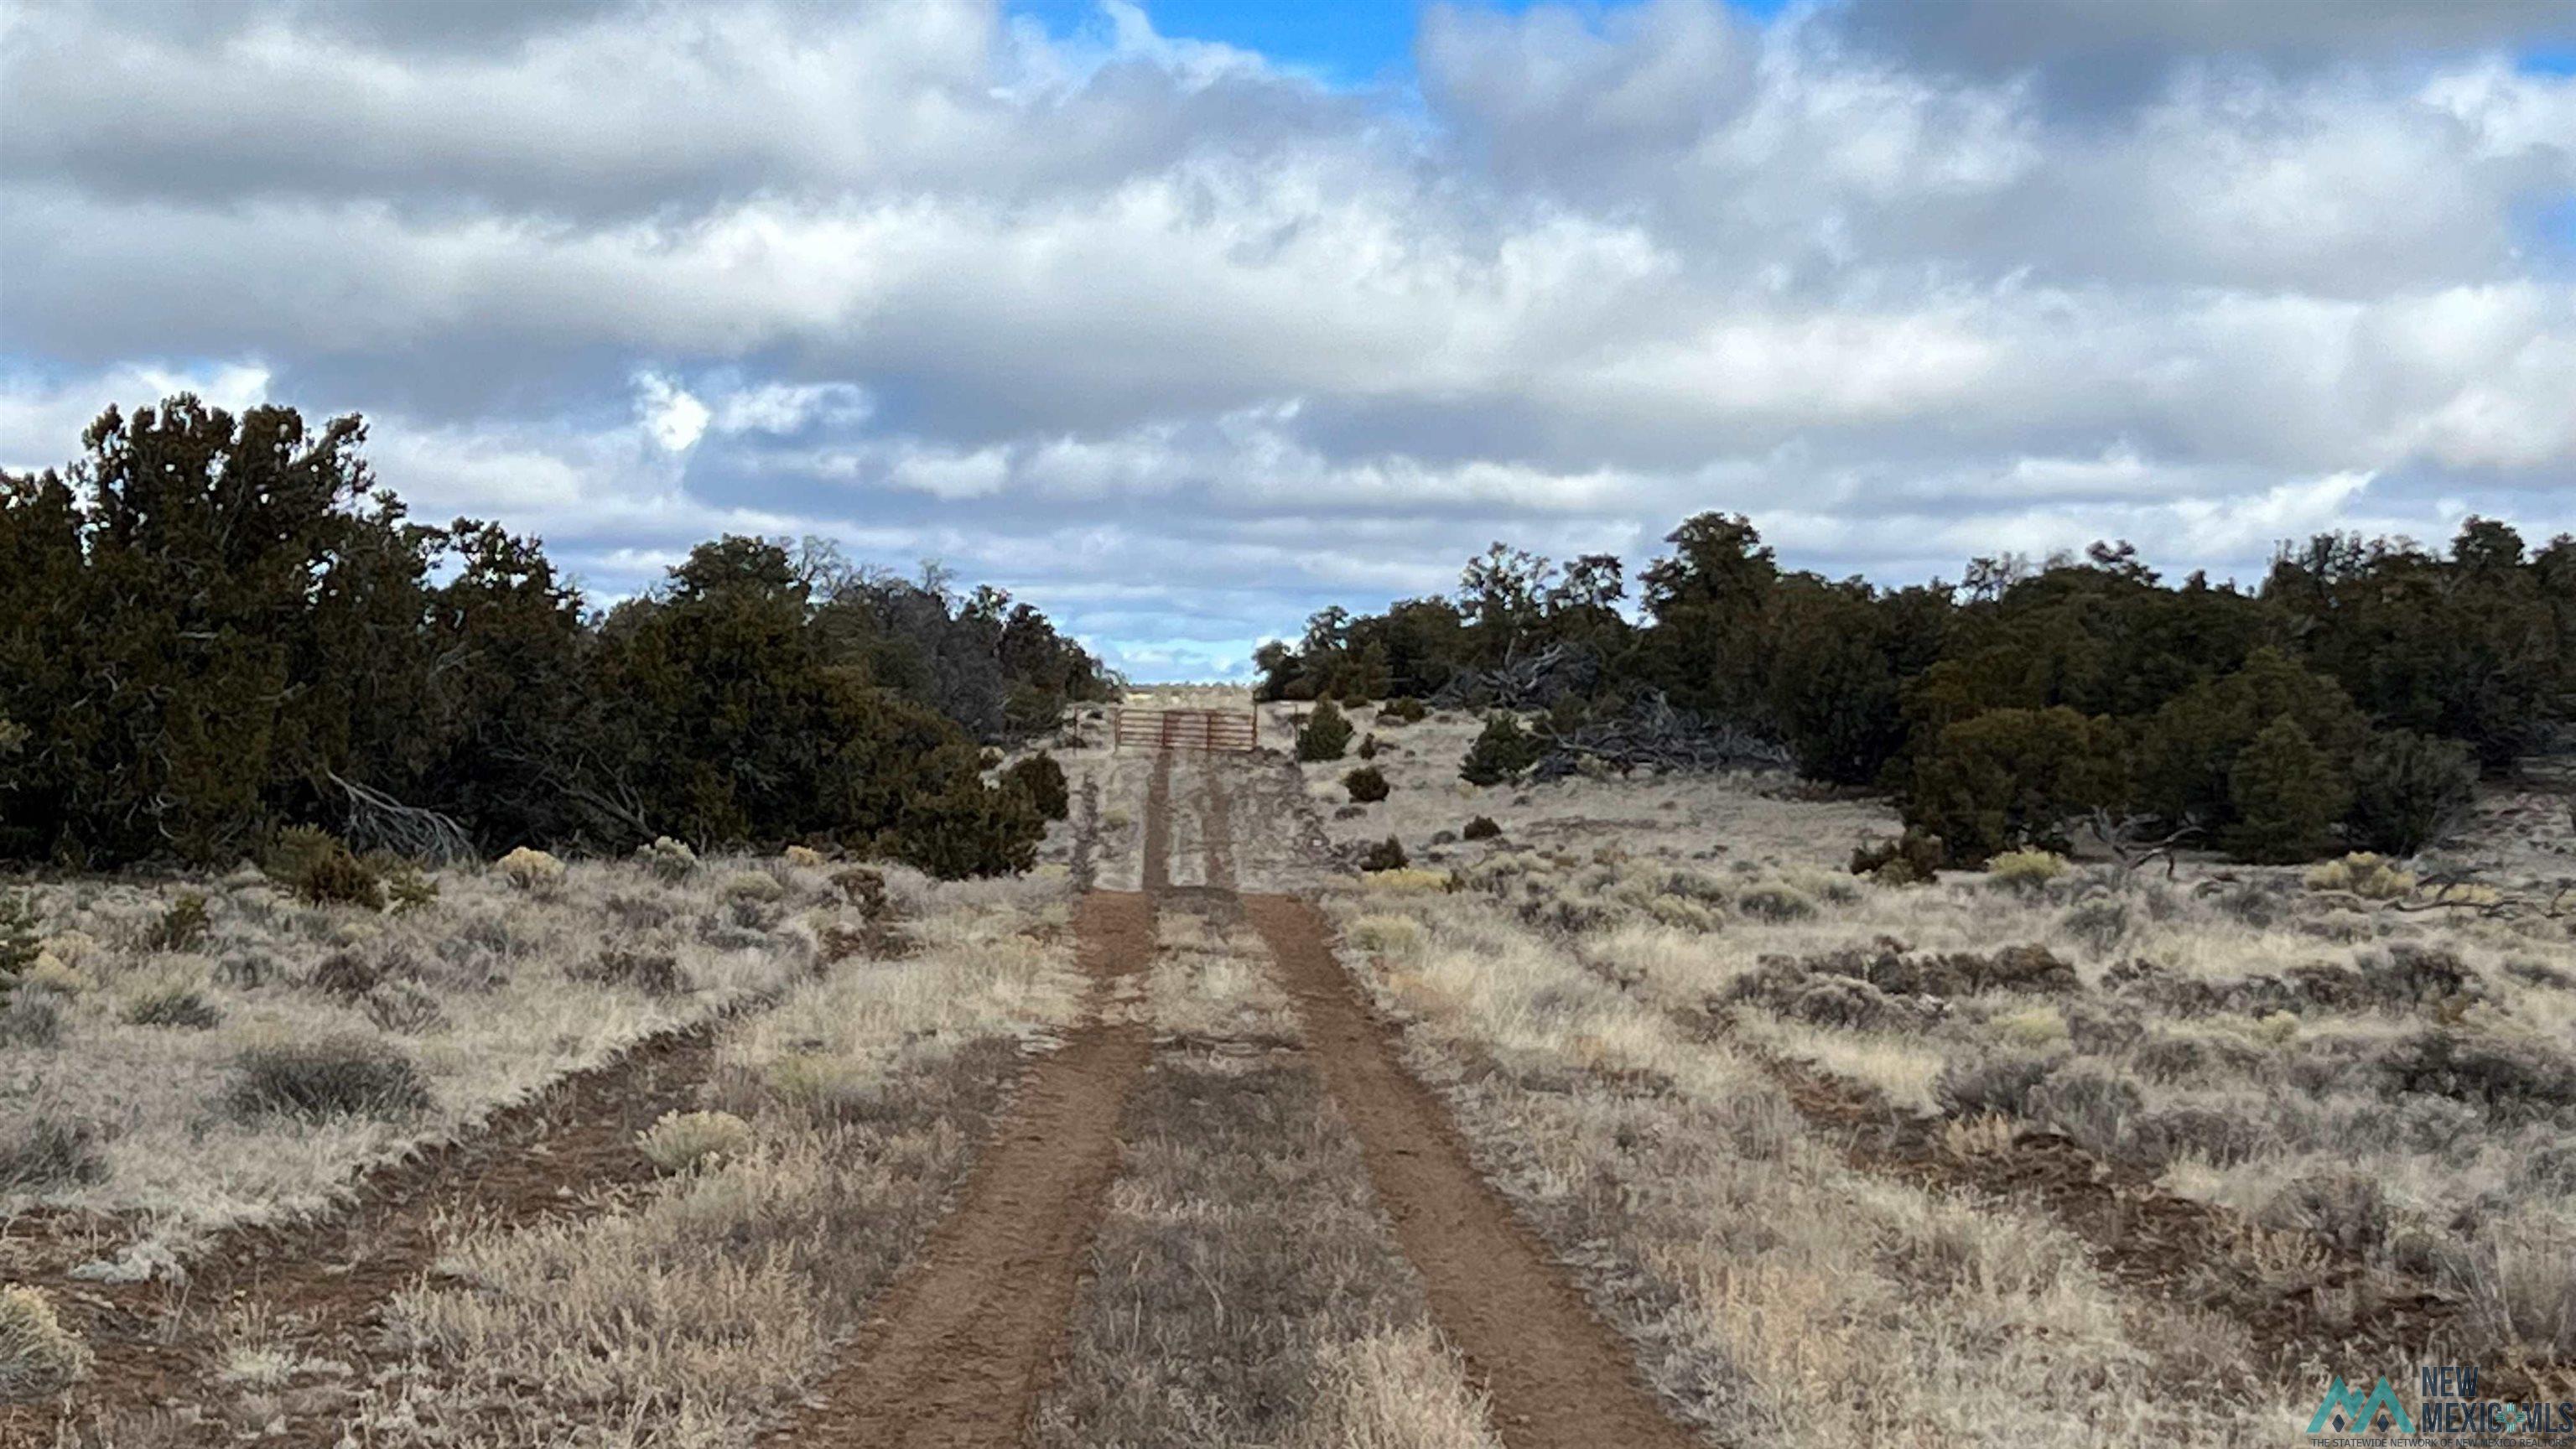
[1111,707,1259,752]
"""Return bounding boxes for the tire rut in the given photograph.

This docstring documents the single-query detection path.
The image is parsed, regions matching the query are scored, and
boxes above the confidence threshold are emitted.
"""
[1728,1030,2511,1397]
[767,890,1156,1447]
[22,1009,758,1446]
[1199,750,1236,893]
[1068,773,1101,893]
[1243,892,1704,1449]
[771,759,1180,1446]
[1141,747,1173,894]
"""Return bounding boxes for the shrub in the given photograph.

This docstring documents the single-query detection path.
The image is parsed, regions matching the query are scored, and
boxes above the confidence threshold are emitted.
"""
[2304,852,2416,901]
[2130,1104,2267,1168]
[1462,815,1503,841]
[2432,1228,2576,1363]
[2224,716,2350,863]
[2059,898,2132,956]
[2025,1063,2145,1152]
[886,768,1043,879]
[1786,976,1902,1030]
[1906,707,2127,865]
[1935,1053,2056,1118]
[2267,1168,2394,1257]
[0,893,39,995]
[0,1118,106,1192]
[143,893,210,953]
[361,981,447,1034]
[2345,729,2476,856]
[309,948,383,1000]
[1458,714,1542,787]
[1993,1005,2071,1050]
[0,1285,91,1402]
[637,1109,751,1172]
[2376,1031,2576,1117]
[384,869,439,914]
[720,870,786,905]
[2129,648,2366,824]
[497,846,568,894]
[833,867,891,920]
[0,993,63,1048]
[1349,914,1426,957]
[760,1052,879,1119]
[1737,882,1817,922]
[1297,700,1354,762]
[18,955,91,997]
[1001,752,1071,822]
[605,891,678,932]
[1986,849,2066,891]
[122,980,221,1030]
[576,946,687,997]
[1358,837,1410,872]
[1379,697,1428,724]
[1850,828,1945,886]
[636,835,699,883]
[1343,766,1390,803]
[229,1036,431,1120]
[264,828,384,910]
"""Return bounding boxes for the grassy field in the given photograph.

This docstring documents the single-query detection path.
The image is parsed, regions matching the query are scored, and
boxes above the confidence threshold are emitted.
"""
[4,693,2571,1444]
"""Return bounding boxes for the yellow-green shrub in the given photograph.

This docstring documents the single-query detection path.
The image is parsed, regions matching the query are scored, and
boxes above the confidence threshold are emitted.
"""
[0,1285,91,1401]
[636,1109,753,1172]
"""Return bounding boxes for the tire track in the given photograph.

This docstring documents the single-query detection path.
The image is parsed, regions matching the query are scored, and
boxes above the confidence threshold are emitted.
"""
[770,782,1170,1446]
[1142,746,1173,894]
[1068,773,1101,892]
[1243,892,1704,1449]
[1199,750,1237,893]
[26,1009,760,1446]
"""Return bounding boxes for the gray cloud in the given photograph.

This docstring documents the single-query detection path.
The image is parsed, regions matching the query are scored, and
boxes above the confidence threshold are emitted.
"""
[1831,0,2576,112]
[3,0,2571,679]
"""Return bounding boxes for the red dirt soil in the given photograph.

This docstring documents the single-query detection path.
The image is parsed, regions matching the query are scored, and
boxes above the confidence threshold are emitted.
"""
[1244,892,1706,1449]
[761,889,1157,1449]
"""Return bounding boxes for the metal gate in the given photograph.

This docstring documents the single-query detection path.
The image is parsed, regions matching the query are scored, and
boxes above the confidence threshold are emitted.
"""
[1111,707,1259,752]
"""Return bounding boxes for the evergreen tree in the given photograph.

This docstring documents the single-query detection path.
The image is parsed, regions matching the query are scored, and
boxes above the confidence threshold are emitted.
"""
[2345,730,2476,856]
[2225,717,2349,863]
[1296,699,1354,761]
[1459,713,1544,787]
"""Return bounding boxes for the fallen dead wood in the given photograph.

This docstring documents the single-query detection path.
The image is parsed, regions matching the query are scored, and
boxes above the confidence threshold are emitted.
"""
[1530,690,1792,780]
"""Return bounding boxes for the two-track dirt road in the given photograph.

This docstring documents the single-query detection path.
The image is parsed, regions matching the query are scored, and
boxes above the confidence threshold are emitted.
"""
[770,745,1703,1447]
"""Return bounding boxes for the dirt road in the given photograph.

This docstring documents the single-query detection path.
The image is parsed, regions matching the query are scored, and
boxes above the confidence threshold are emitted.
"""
[780,744,1701,1446]
[766,888,1156,1447]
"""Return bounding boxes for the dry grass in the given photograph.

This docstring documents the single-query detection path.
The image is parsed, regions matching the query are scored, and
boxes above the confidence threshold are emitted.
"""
[334,877,1087,1445]
[1149,907,1298,1044]
[1550,849,2576,1369]
[1037,901,1498,1449]
[1324,882,2310,1445]
[1316,750,2576,1391]
[1269,699,1894,872]
[0,855,846,1267]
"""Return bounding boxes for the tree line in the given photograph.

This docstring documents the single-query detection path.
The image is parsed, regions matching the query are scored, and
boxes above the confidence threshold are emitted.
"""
[1255,512,2576,865]
[0,397,1115,874]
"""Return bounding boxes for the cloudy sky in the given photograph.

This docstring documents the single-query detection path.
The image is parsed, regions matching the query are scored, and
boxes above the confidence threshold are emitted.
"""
[3,0,2572,679]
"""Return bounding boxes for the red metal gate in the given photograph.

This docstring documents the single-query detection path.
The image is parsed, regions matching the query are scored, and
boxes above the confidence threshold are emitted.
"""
[1111,707,1259,752]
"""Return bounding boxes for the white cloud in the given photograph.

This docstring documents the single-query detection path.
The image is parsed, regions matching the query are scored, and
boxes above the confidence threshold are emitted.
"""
[634,372,711,452]
[0,361,277,472]
[3,0,2571,678]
